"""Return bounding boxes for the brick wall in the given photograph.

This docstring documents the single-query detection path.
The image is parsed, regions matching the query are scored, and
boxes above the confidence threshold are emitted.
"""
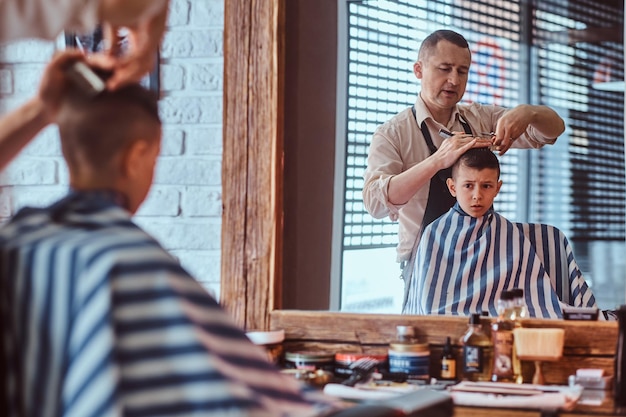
[0,0,224,298]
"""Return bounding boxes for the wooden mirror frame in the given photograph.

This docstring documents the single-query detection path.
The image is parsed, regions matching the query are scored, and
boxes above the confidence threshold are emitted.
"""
[220,0,625,335]
[221,0,284,330]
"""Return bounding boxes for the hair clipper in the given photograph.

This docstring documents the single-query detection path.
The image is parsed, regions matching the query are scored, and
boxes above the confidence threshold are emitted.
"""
[66,61,111,97]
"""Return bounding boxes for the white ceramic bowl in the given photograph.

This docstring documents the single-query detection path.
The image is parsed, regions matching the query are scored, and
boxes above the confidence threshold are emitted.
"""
[246,329,285,345]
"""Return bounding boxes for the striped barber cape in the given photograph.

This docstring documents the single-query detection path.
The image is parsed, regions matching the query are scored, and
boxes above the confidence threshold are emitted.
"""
[0,191,321,417]
[403,203,597,318]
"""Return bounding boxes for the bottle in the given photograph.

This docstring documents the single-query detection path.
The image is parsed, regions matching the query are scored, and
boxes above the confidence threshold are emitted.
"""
[509,288,526,383]
[388,325,430,381]
[491,291,515,382]
[614,305,626,407]
[459,313,492,381]
[440,336,456,381]
[511,288,528,321]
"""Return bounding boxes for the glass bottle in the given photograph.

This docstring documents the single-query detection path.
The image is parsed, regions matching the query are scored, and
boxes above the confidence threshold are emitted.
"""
[491,291,515,382]
[509,288,526,383]
[459,313,492,381]
[440,336,456,381]
[511,288,528,321]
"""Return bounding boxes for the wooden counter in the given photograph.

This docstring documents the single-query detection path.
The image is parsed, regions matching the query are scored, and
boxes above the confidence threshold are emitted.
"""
[270,310,621,416]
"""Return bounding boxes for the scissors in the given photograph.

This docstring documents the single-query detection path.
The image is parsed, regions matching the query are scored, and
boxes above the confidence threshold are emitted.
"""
[438,129,495,139]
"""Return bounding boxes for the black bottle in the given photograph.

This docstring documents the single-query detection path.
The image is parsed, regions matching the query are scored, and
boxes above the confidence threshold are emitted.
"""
[440,337,456,381]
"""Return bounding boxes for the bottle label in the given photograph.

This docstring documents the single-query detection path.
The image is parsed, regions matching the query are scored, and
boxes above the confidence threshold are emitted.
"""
[463,345,483,374]
[388,350,430,379]
[492,331,514,379]
[441,358,456,379]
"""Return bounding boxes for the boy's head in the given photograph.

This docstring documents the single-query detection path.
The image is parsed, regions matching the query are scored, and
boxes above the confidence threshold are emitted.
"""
[446,148,502,218]
[57,83,161,214]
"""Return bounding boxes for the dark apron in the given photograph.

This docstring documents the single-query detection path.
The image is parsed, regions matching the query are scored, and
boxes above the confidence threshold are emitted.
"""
[401,109,473,311]
[412,107,473,228]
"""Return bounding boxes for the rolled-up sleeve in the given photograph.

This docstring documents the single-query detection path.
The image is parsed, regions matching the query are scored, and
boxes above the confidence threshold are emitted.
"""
[463,103,559,149]
[0,0,100,41]
[363,129,406,221]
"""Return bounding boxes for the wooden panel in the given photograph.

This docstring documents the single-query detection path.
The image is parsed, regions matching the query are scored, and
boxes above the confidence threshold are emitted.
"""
[271,311,618,353]
[222,0,282,330]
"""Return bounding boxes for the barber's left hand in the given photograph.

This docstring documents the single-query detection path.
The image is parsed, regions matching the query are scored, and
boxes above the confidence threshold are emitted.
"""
[92,2,169,90]
[38,50,88,123]
[492,104,533,155]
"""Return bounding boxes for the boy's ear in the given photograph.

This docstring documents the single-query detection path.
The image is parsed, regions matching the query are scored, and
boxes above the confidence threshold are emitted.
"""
[122,140,149,178]
[446,177,456,196]
[496,179,503,194]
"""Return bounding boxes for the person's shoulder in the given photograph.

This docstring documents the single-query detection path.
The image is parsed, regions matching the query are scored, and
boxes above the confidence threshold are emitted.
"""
[458,102,506,120]
[423,208,457,234]
[374,107,413,136]
[491,210,514,225]
[0,205,51,240]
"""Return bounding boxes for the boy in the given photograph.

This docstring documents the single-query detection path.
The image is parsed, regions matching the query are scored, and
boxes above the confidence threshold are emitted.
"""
[0,84,325,417]
[402,148,597,318]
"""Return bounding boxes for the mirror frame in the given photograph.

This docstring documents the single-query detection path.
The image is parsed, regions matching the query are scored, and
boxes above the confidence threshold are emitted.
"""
[221,0,626,330]
[221,0,284,330]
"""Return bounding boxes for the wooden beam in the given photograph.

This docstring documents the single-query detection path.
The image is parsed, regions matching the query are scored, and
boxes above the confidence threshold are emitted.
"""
[222,0,283,330]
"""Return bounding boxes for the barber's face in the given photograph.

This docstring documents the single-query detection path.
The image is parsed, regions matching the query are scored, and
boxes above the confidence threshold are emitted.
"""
[446,165,502,218]
[414,40,471,119]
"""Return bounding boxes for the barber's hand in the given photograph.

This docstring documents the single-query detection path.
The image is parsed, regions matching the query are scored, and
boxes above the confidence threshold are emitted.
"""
[436,132,493,168]
[101,4,168,90]
[37,50,87,123]
[492,104,533,155]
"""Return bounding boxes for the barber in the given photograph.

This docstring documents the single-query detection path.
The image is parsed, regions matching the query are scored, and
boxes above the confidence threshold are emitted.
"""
[362,30,565,310]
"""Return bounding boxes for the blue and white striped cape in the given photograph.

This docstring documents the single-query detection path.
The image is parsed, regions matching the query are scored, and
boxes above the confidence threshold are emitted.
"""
[403,204,597,318]
[0,191,321,417]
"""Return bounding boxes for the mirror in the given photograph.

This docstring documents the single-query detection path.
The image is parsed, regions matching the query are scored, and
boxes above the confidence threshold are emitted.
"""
[222,0,626,330]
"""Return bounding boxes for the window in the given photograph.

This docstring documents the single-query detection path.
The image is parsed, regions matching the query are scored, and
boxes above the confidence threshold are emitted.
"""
[337,0,625,312]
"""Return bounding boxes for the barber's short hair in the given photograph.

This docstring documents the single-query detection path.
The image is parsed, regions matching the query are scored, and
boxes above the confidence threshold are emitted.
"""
[58,83,161,171]
[418,30,470,60]
[452,147,500,179]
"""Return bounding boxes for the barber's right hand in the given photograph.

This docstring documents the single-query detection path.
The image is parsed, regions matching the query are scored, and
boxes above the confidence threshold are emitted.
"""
[37,50,88,123]
[434,132,493,169]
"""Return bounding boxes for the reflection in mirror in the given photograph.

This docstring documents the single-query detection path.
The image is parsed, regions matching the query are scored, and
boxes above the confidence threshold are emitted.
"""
[325,1,625,313]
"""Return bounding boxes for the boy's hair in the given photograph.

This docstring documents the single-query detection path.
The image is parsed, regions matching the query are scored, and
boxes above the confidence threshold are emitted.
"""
[451,148,500,179]
[418,30,470,61]
[57,83,161,172]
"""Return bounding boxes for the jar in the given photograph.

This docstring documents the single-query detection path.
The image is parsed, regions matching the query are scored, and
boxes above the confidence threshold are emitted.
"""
[388,341,430,380]
[246,329,285,366]
[284,351,335,373]
[334,353,388,379]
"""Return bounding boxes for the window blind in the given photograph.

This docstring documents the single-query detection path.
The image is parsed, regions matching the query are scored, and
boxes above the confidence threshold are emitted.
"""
[339,0,624,309]
[342,0,527,249]
[531,0,624,241]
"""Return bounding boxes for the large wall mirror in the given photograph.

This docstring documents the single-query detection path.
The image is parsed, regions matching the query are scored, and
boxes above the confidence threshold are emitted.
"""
[222,0,625,330]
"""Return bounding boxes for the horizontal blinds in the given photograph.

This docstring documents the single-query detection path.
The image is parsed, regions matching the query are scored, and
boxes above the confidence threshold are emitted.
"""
[343,0,526,249]
[531,0,624,240]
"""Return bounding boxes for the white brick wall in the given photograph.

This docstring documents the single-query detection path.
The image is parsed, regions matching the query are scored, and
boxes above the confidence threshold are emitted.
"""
[0,0,224,299]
